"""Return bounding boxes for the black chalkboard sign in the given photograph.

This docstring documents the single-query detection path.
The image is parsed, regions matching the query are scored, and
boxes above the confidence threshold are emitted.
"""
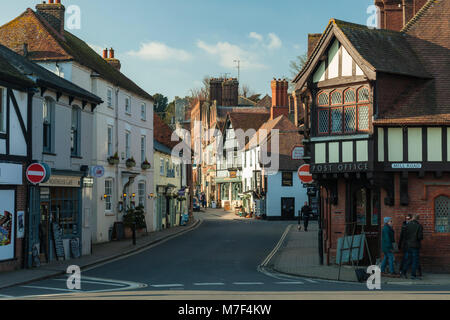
[52,222,65,260]
[70,238,81,259]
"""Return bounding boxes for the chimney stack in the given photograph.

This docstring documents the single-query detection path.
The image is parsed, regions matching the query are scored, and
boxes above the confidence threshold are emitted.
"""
[307,34,322,58]
[209,78,224,106]
[103,48,121,71]
[270,79,290,120]
[36,0,65,36]
[222,78,239,106]
[374,0,428,31]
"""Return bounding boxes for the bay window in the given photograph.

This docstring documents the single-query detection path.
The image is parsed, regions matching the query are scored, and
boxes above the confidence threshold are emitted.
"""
[317,86,370,135]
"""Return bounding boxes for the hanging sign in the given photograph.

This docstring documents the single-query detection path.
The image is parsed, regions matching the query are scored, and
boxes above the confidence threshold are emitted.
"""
[91,166,105,178]
[291,145,305,160]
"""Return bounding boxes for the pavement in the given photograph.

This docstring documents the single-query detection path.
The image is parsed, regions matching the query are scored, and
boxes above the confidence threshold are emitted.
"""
[264,221,450,286]
[0,218,201,290]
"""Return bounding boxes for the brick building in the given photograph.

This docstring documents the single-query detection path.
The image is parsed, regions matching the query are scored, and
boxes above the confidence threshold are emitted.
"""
[292,0,450,271]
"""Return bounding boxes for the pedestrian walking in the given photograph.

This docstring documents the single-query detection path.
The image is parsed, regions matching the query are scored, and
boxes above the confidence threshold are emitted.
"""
[381,217,398,277]
[401,214,424,279]
[300,202,312,232]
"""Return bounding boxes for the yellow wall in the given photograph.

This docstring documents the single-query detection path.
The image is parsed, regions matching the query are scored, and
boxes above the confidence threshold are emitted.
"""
[427,128,442,161]
[408,128,422,161]
[315,143,326,164]
[388,128,403,162]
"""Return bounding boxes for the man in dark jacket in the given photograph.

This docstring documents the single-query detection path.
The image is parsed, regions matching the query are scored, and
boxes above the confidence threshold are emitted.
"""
[401,214,424,279]
[398,214,412,272]
[381,217,397,276]
[299,202,312,232]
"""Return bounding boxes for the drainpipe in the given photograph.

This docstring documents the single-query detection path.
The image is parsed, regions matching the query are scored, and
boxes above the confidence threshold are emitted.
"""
[115,86,120,222]
[402,0,407,28]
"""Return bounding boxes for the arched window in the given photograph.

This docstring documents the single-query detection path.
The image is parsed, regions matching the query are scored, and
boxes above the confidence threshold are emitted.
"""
[435,195,449,233]
[43,97,55,153]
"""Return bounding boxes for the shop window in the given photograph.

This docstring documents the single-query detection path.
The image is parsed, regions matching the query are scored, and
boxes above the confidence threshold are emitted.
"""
[221,184,229,200]
[435,195,449,233]
[282,172,293,187]
[50,188,79,236]
[105,179,113,212]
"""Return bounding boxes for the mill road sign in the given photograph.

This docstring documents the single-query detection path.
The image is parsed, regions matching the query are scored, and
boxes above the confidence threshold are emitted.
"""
[298,164,313,184]
[26,163,47,185]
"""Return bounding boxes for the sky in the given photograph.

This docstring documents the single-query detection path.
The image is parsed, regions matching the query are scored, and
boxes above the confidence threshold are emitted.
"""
[0,0,375,101]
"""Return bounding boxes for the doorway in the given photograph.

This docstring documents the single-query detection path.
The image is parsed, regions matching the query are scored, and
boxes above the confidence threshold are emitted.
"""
[39,202,50,263]
[346,183,381,265]
[281,198,295,220]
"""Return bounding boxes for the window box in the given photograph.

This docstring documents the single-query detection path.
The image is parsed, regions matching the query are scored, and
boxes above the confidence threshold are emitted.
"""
[126,157,136,168]
[107,152,120,165]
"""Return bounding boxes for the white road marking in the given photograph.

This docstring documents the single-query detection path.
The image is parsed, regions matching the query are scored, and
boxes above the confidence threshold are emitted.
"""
[0,294,13,298]
[303,278,318,283]
[52,278,126,287]
[260,225,292,267]
[275,281,304,285]
[193,283,225,286]
[21,286,81,293]
[233,282,264,285]
[151,284,184,288]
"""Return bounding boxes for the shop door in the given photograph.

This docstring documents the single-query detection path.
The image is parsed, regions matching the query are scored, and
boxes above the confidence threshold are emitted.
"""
[281,198,295,220]
[39,202,50,263]
[348,185,380,265]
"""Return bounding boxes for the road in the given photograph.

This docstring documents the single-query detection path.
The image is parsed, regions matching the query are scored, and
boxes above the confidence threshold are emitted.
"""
[1,211,450,300]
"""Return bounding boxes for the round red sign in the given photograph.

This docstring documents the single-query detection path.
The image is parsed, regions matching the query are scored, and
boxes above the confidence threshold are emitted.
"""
[26,163,47,185]
[298,164,313,184]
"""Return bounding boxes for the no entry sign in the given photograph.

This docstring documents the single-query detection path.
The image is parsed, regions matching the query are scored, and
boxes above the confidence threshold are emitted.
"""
[298,164,313,184]
[26,163,47,185]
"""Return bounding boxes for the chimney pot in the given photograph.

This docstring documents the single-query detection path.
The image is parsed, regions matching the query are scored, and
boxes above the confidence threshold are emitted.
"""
[109,48,115,59]
[103,48,108,59]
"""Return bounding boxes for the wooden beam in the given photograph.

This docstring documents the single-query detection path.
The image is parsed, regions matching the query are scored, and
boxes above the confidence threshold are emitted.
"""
[56,92,62,102]
[40,87,47,97]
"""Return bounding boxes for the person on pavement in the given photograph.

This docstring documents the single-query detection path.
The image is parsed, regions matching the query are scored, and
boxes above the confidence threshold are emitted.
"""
[381,217,398,277]
[399,214,412,273]
[299,202,312,232]
[401,214,424,279]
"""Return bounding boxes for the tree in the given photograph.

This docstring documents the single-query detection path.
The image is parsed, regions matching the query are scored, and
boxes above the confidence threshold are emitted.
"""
[289,52,308,78]
[153,93,169,113]
[189,76,210,101]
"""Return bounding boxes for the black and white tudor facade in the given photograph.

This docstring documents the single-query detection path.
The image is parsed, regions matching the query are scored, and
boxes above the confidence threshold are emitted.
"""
[0,44,101,271]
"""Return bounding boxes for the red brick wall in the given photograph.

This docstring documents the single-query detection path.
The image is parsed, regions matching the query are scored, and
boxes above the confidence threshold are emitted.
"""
[321,173,450,272]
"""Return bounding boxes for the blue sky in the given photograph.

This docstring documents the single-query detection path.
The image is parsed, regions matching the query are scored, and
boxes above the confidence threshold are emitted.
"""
[1,0,374,101]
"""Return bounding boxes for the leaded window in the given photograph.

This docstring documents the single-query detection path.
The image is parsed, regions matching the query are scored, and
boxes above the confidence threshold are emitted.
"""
[316,86,370,135]
[0,88,5,133]
[435,196,449,233]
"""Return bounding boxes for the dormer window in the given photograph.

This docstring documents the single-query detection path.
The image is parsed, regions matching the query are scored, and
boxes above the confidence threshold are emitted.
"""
[317,86,370,135]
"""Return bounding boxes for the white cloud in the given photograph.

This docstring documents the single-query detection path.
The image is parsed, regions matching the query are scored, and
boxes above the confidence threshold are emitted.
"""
[267,33,282,49]
[128,42,192,62]
[249,32,263,42]
[197,40,266,70]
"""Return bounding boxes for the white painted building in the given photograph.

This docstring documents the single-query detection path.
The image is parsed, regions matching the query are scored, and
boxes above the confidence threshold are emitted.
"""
[0,3,155,244]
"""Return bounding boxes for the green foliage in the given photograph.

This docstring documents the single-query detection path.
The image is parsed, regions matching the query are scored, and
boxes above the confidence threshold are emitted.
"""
[153,93,169,113]
[123,206,147,229]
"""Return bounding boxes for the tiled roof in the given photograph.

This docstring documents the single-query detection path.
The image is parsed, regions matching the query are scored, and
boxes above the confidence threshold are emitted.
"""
[376,0,450,123]
[154,113,177,150]
[0,52,35,88]
[0,43,102,104]
[0,8,153,102]
[255,95,272,108]
[333,19,430,79]
[238,96,256,106]
[247,115,304,171]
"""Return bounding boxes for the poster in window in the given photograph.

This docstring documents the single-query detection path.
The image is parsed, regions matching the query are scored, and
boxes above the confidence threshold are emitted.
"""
[0,190,15,261]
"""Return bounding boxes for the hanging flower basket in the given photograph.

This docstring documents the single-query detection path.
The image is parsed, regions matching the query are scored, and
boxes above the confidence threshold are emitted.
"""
[107,152,120,165]
[141,159,151,170]
[126,157,136,168]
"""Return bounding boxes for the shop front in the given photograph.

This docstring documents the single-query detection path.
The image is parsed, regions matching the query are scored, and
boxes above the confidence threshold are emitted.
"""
[28,173,83,267]
[0,163,26,272]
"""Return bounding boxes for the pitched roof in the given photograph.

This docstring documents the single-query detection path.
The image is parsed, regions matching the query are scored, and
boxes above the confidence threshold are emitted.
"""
[375,0,450,124]
[247,115,304,171]
[293,18,431,91]
[238,96,256,106]
[0,43,102,104]
[154,113,177,150]
[0,8,153,102]
[255,95,272,108]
